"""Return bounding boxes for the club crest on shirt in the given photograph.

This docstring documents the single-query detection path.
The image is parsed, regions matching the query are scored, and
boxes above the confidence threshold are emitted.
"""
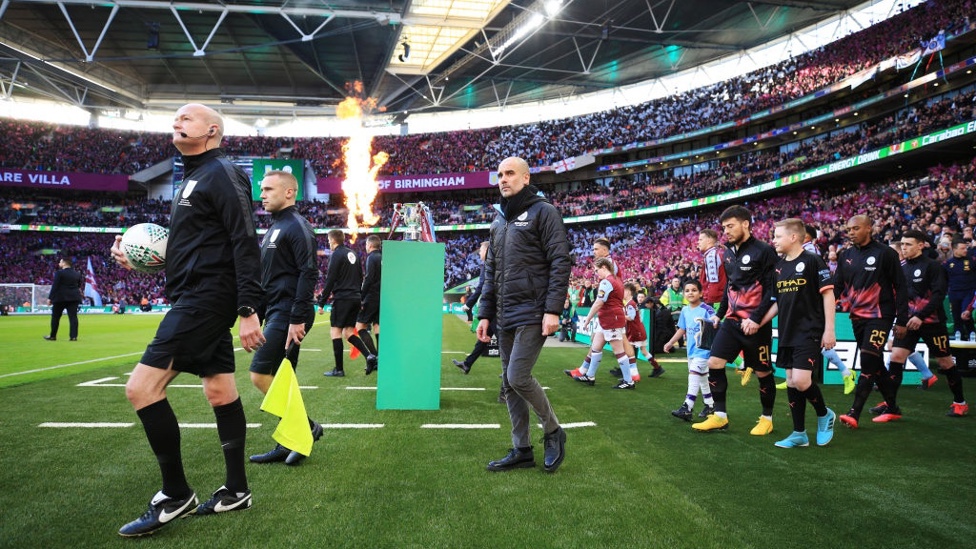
[866,256,876,265]
[741,255,751,265]
[347,251,357,264]
[514,211,530,227]
[795,262,806,272]
[914,268,922,277]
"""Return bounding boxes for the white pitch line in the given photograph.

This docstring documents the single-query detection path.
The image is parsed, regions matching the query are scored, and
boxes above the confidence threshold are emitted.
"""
[180,423,263,428]
[0,352,144,379]
[550,421,596,429]
[37,422,263,429]
[421,423,501,429]
[320,423,385,429]
[39,422,134,428]
[77,377,316,389]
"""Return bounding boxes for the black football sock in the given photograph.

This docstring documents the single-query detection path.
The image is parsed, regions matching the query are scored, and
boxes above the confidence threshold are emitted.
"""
[801,383,828,416]
[758,375,776,416]
[347,334,371,360]
[357,329,378,355]
[887,360,905,402]
[137,399,191,499]
[787,387,806,432]
[942,366,966,403]
[332,338,344,371]
[709,368,728,413]
[214,397,248,493]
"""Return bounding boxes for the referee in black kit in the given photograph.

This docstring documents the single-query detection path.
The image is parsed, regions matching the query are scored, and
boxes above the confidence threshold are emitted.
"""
[319,229,375,376]
[248,170,324,465]
[111,103,264,537]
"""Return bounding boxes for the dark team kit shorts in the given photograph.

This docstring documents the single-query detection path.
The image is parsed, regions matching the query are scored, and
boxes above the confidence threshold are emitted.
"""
[709,317,773,372]
[776,341,823,371]
[892,323,951,358]
[141,303,237,377]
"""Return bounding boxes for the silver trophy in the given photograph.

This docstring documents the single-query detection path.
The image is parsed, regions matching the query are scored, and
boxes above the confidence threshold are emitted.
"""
[393,202,426,241]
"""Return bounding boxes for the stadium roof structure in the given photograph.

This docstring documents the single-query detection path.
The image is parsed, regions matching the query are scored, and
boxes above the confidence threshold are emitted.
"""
[0,0,869,126]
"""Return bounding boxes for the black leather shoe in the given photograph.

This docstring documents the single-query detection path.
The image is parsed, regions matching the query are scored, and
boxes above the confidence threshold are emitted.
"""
[43,335,56,341]
[452,359,471,374]
[250,444,290,463]
[285,421,324,465]
[324,368,345,377]
[364,354,378,376]
[542,427,566,472]
[486,447,535,472]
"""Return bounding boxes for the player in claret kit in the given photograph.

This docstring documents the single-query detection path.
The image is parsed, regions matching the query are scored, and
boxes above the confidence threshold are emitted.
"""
[575,257,637,389]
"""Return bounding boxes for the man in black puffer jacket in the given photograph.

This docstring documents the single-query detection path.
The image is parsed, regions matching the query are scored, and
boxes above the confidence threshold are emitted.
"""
[477,156,571,474]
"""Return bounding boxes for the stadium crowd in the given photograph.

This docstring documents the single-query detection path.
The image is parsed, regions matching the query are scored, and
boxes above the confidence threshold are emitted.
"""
[3,154,974,306]
[0,0,968,180]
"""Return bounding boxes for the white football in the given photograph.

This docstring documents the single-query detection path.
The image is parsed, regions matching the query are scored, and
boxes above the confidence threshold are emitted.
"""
[120,223,169,273]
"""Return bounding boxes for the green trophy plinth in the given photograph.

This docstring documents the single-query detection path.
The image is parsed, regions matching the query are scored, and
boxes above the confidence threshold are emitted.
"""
[376,240,446,410]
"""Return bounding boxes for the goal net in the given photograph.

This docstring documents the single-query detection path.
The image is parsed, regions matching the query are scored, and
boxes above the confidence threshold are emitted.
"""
[0,283,49,313]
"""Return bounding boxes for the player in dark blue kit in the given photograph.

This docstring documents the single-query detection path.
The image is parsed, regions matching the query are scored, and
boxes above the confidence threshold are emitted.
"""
[766,219,837,448]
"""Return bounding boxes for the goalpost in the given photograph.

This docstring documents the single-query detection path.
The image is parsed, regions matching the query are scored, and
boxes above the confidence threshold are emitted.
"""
[0,283,50,313]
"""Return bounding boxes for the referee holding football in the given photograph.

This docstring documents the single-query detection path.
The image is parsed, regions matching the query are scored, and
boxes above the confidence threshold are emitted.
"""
[248,170,324,466]
[111,103,264,536]
[319,229,375,376]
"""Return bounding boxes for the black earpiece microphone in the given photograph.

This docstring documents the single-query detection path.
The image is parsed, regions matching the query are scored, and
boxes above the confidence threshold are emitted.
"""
[179,128,215,139]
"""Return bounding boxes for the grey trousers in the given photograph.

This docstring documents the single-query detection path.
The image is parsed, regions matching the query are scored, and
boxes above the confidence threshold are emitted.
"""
[498,325,560,448]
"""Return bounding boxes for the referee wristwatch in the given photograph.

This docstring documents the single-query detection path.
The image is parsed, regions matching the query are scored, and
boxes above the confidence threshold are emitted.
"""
[237,306,256,318]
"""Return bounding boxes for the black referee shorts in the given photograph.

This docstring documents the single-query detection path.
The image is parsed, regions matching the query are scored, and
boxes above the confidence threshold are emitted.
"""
[330,299,359,329]
[140,304,237,377]
[709,318,773,372]
[249,310,315,375]
[357,299,380,325]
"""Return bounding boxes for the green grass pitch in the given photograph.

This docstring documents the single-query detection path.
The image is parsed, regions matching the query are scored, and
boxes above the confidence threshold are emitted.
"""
[1,313,974,548]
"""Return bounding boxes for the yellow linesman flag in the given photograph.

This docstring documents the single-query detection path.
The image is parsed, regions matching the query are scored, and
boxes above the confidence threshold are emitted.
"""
[260,358,314,457]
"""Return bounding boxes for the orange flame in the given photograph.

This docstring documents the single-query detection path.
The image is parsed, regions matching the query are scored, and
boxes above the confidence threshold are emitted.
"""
[337,82,388,240]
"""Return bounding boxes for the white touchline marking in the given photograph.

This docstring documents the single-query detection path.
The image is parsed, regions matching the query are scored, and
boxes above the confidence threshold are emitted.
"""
[0,352,144,379]
[178,423,264,428]
[39,422,134,428]
[320,424,385,429]
[77,377,316,389]
[421,424,501,429]
[542,422,596,429]
[38,422,263,429]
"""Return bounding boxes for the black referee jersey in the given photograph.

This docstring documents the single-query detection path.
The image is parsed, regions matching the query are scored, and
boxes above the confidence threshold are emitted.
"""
[318,244,362,305]
[260,205,319,322]
[361,249,381,305]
